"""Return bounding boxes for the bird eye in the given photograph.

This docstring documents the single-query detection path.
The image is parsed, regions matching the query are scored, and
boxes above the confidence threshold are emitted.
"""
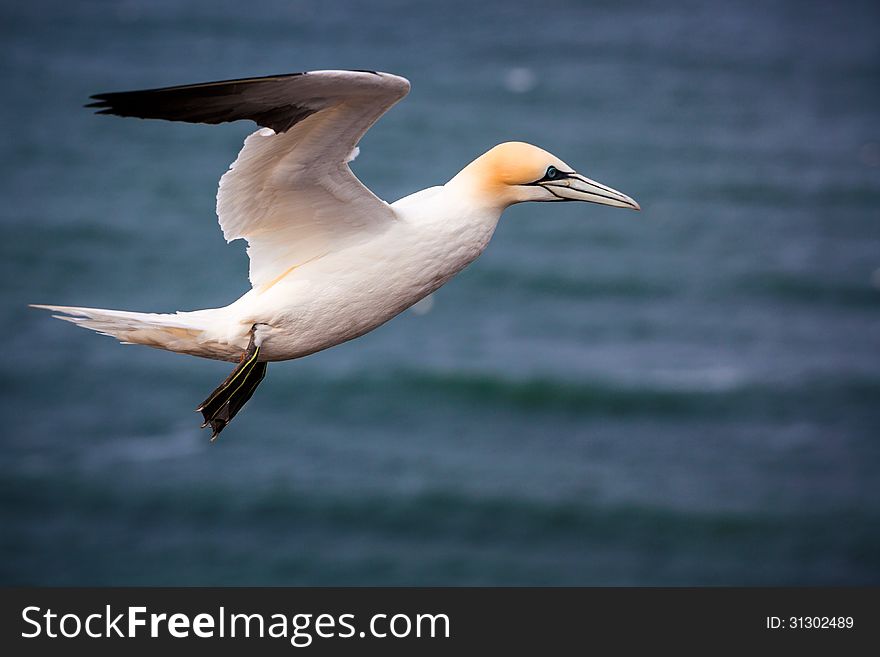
[546,166,559,179]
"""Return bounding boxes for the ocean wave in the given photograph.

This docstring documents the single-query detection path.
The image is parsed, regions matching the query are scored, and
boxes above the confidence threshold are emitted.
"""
[6,472,877,548]
[734,273,880,308]
[4,470,879,586]
[695,182,880,208]
[468,267,673,300]
[269,369,880,419]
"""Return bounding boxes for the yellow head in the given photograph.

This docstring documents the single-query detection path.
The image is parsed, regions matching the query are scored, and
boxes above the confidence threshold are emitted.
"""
[449,141,640,211]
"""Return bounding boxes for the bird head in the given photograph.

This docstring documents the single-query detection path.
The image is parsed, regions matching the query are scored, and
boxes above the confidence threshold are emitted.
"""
[449,141,640,211]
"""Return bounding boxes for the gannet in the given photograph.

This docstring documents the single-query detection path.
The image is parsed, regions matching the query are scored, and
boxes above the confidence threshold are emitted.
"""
[33,70,640,439]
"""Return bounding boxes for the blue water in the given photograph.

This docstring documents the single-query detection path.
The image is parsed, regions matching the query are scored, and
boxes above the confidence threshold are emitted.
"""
[1,0,879,585]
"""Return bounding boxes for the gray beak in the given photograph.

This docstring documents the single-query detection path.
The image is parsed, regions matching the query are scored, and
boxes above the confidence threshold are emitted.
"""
[540,173,641,210]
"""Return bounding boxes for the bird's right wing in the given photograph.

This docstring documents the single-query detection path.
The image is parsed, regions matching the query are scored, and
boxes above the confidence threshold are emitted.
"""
[89,70,411,291]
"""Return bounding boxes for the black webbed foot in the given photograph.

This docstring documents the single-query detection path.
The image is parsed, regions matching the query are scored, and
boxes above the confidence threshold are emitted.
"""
[197,327,268,440]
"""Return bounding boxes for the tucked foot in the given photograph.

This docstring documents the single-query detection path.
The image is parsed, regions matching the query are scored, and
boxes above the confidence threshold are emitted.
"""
[196,327,268,441]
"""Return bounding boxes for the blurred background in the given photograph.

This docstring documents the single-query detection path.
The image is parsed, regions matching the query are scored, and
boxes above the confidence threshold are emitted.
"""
[1,0,879,585]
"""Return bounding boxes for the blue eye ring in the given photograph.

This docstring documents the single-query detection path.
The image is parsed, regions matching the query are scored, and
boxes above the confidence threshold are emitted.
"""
[546,166,559,179]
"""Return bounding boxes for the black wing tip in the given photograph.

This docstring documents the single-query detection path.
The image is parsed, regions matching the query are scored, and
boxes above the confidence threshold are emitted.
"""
[86,91,131,113]
[85,99,124,116]
[84,69,390,105]
[87,71,308,101]
[82,69,399,126]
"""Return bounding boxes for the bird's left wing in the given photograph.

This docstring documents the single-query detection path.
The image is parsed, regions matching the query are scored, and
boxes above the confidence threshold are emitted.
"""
[88,70,411,290]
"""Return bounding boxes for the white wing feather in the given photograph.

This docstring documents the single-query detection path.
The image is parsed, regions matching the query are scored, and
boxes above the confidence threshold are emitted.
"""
[214,71,410,290]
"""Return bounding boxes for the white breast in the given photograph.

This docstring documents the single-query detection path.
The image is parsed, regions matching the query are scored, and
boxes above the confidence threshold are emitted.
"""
[230,185,503,361]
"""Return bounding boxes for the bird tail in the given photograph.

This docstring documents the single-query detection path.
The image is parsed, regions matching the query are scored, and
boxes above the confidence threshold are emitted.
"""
[30,304,233,361]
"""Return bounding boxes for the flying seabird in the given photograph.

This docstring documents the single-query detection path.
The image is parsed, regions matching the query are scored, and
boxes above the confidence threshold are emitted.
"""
[33,70,640,439]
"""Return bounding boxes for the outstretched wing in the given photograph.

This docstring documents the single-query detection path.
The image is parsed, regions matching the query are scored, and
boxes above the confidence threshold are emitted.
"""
[89,70,411,290]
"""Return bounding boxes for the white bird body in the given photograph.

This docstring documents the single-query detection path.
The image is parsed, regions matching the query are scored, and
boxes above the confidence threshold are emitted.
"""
[33,69,639,437]
[203,180,502,362]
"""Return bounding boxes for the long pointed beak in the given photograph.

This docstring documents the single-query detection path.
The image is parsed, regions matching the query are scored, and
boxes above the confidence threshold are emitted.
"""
[541,173,641,210]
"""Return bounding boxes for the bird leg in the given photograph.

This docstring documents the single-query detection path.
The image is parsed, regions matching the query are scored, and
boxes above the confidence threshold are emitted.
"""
[196,326,268,441]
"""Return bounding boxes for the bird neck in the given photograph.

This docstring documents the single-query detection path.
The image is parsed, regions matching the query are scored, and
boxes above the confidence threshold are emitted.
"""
[445,153,518,213]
